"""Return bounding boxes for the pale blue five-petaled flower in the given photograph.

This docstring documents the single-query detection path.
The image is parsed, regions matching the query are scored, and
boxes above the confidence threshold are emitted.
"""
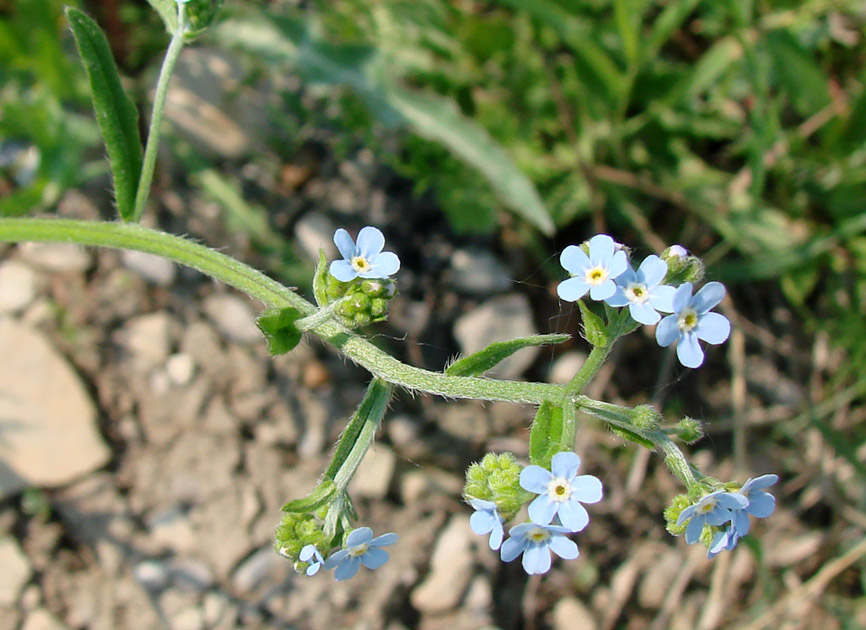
[468,499,505,550]
[557,234,628,302]
[605,255,676,325]
[323,527,397,581]
[330,226,400,282]
[708,474,778,558]
[677,490,748,545]
[520,452,603,532]
[500,522,579,575]
[655,281,731,368]
[298,544,325,576]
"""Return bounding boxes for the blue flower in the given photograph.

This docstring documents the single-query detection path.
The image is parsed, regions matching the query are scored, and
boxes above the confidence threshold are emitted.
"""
[298,544,325,576]
[676,490,748,545]
[323,527,398,581]
[520,452,603,532]
[557,234,628,302]
[468,499,505,550]
[655,282,731,368]
[500,522,579,575]
[707,523,740,558]
[605,255,677,325]
[329,227,400,282]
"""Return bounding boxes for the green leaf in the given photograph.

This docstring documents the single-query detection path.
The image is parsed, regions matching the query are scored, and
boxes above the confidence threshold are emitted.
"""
[313,249,330,307]
[146,0,179,34]
[764,29,830,117]
[445,334,570,377]
[529,402,567,468]
[577,300,607,347]
[281,480,337,513]
[610,425,655,449]
[256,307,303,355]
[66,7,142,221]
[613,0,640,67]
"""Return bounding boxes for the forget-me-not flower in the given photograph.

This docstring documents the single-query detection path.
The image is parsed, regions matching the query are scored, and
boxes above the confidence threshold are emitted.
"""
[557,234,628,302]
[500,522,579,575]
[655,282,731,368]
[676,490,748,545]
[707,522,740,558]
[605,255,676,325]
[323,527,398,581]
[468,499,506,550]
[520,452,603,532]
[298,544,325,576]
[329,226,400,282]
[707,474,778,558]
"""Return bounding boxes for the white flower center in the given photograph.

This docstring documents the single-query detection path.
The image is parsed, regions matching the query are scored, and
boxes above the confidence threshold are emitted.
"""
[584,265,609,286]
[349,543,369,557]
[678,308,699,332]
[625,282,649,304]
[527,527,551,543]
[351,256,371,273]
[547,477,573,503]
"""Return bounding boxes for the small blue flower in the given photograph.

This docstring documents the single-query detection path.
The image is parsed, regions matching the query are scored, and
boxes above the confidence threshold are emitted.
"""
[520,452,603,532]
[468,499,505,550]
[677,490,748,545]
[329,226,400,282]
[557,234,628,302]
[298,544,325,576]
[500,522,579,575]
[707,523,740,558]
[655,282,731,368]
[323,527,397,581]
[605,255,677,325]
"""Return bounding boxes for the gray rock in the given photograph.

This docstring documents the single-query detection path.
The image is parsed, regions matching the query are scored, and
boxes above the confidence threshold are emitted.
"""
[453,293,540,379]
[449,249,512,295]
[0,260,36,313]
[548,351,586,384]
[133,560,170,592]
[0,538,31,605]
[20,609,68,630]
[350,444,396,500]
[232,548,281,594]
[166,353,196,386]
[638,550,681,608]
[551,598,597,630]
[203,294,261,344]
[410,516,475,614]
[17,243,90,273]
[171,606,204,630]
[118,312,173,370]
[0,320,109,499]
[121,250,177,286]
[294,214,337,261]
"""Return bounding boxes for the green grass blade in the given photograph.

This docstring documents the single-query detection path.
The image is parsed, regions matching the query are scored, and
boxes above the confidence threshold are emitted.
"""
[446,334,570,377]
[66,7,142,220]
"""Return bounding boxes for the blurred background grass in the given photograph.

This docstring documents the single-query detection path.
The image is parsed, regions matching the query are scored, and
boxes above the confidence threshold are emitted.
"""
[2,0,866,626]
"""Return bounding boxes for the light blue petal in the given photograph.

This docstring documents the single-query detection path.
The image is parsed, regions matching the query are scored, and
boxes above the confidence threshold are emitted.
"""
[560,245,589,275]
[550,452,581,479]
[528,495,558,526]
[365,251,400,278]
[470,510,497,535]
[334,556,361,581]
[522,544,552,575]
[346,527,374,547]
[648,285,676,313]
[306,562,321,576]
[691,281,725,314]
[548,535,579,560]
[672,282,693,313]
[607,250,628,279]
[677,504,697,526]
[557,276,590,302]
[706,507,732,526]
[589,279,616,301]
[606,287,630,307]
[732,509,750,536]
[330,260,358,282]
[684,515,704,544]
[557,500,589,532]
[508,523,534,538]
[629,302,661,325]
[571,475,603,503]
[716,492,749,509]
[676,332,704,368]
[745,493,776,518]
[708,530,729,557]
[744,474,778,493]
[656,315,679,347]
[356,226,385,259]
[695,312,730,344]
[469,498,497,511]
[521,465,553,493]
[333,228,357,260]
[638,255,667,287]
[588,234,615,265]
[500,536,526,563]
[360,548,389,569]
[489,520,504,550]
[299,545,317,562]
[370,532,399,547]
[324,549,349,569]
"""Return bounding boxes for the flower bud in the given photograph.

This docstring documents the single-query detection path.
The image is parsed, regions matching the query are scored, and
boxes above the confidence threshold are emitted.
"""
[677,417,704,444]
[273,512,327,574]
[463,452,529,521]
[662,245,705,285]
[632,405,662,430]
[183,0,223,38]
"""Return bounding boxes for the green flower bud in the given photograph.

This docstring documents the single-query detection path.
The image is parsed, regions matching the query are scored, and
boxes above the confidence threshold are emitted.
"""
[328,277,397,328]
[663,493,692,536]
[662,246,705,286]
[273,512,327,574]
[463,452,531,521]
[632,405,662,430]
[676,417,703,444]
[184,0,223,38]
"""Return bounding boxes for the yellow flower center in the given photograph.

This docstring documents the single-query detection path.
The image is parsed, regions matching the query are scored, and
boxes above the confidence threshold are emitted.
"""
[527,527,551,543]
[678,308,698,332]
[351,256,371,273]
[625,283,649,304]
[697,499,716,515]
[349,543,369,557]
[584,266,609,286]
[547,477,572,503]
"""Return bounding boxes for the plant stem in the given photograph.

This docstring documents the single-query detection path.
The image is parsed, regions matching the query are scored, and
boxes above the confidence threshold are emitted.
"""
[564,342,613,396]
[131,3,188,222]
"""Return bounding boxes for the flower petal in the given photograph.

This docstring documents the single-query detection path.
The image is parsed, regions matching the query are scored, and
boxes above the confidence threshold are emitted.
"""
[691,281,725,314]
[522,544,552,575]
[560,245,589,275]
[334,556,361,581]
[468,498,497,511]
[706,507,733,526]
[356,226,385,259]
[672,282,693,313]
[732,509,750,536]
[329,260,358,282]
[607,250,629,279]
[488,520,504,550]
[306,562,321,576]
[557,499,589,532]
[684,515,705,544]
[629,302,661,325]
[745,493,776,518]
[655,315,679,347]
[528,494,558,526]
[360,547,389,570]
[589,279,617,301]
[744,474,779,492]
[333,228,357,260]
[500,536,526,563]
[571,475,603,503]
[470,510,497,535]
[677,504,697,526]
[638,255,667,287]
[557,276,590,302]
[676,332,704,368]
[648,285,676,313]
[299,545,318,562]
[550,452,581,479]
[324,549,349,570]
[695,312,730,345]
[588,234,615,264]
[548,535,579,560]
[370,532,399,547]
[365,251,400,278]
[716,492,749,509]
[346,527,374,547]
[605,287,630,307]
[520,465,553,493]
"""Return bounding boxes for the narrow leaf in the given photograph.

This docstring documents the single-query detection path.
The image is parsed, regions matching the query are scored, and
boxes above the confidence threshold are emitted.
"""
[281,480,337,513]
[529,402,564,468]
[146,0,179,34]
[446,334,570,376]
[764,29,831,117]
[313,249,330,307]
[66,7,142,220]
[256,307,303,355]
[610,425,655,449]
[578,301,607,347]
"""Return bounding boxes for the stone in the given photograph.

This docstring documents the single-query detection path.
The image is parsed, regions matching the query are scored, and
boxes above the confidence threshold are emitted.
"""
[133,560,170,592]
[18,243,90,273]
[350,444,396,500]
[0,538,31,605]
[551,598,596,630]
[410,516,475,614]
[0,260,36,313]
[118,312,173,370]
[453,294,540,379]
[171,606,204,630]
[638,550,681,608]
[166,353,196,386]
[0,320,109,499]
[294,214,337,261]
[20,609,68,630]
[232,548,281,593]
[548,351,586,385]
[203,293,261,344]
[449,249,512,295]
[121,250,177,286]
